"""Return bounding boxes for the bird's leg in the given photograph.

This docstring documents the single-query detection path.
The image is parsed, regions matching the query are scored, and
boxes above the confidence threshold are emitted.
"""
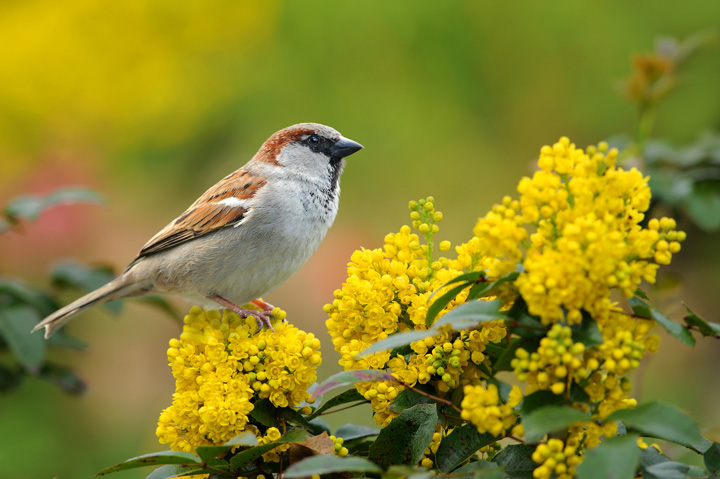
[251,299,287,323]
[209,295,275,332]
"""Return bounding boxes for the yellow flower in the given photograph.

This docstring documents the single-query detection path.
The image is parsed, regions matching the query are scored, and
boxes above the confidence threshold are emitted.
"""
[460,384,521,436]
[156,306,321,453]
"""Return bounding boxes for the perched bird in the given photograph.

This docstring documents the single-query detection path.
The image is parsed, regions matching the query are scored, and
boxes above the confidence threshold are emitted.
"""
[33,123,363,338]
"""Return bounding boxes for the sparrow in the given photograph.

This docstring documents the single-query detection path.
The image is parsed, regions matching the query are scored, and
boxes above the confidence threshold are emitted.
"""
[33,123,363,338]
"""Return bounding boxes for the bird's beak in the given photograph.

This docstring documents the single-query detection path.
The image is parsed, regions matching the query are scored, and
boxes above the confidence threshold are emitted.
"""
[331,136,364,159]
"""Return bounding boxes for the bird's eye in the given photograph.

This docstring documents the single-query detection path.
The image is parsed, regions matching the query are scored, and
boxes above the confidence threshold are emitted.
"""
[309,135,319,144]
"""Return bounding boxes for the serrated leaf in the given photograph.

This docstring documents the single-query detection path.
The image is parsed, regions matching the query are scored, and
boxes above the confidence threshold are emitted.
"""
[368,403,438,468]
[607,402,711,453]
[95,451,201,476]
[492,444,536,475]
[432,299,506,331]
[683,305,720,337]
[651,308,695,347]
[435,423,497,472]
[229,429,306,468]
[577,433,640,479]
[283,454,382,477]
[335,424,380,441]
[0,303,46,372]
[426,282,474,327]
[195,431,258,462]
[5,187,104,222]
[705,442,720,475]
[571,311,603,348]
[306,388,365,420]
[359,330,438,357]
[312,369,398,398]
[523,406,590,443]
[629,298,694,347]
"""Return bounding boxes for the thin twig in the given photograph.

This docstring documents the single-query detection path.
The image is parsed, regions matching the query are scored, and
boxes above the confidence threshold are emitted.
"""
[402,383,462,414]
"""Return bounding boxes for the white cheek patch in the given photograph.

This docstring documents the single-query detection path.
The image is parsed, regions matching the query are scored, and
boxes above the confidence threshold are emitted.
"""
[216,197,247,208]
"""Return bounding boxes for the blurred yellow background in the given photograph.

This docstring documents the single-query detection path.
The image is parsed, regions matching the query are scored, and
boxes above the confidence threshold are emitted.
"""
[1,1,718,477]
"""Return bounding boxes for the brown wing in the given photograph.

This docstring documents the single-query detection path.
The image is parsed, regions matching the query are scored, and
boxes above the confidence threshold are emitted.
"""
[131,169,266,263]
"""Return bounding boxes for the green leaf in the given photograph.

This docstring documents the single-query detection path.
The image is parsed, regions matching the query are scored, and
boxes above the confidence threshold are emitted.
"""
[283,455,382,477]
[520,390,566,417]
[704,442,720,475]
[249,398,281,428]
[5,187,104,222]
[229,429,306,468]
[492,444,536,476]
[335,424,380,441]
[435,423,497,472]
[95,451,201,476]
[0,277,57,316]
[506,298,547,339]
[453,460,504,478]
[607,402,711,453]
[571,311,604,348]
[368,403,438,468]
[634,288,650,300]
[429,271,485,297]
[425,282,474,327]
[312,369,398,398]
[389,385,435,413]
[0,303,46,372]
[628,297,694,347]
[643,460,694,479]
[196,431,258,462]
[651,308,695,347]
[432,299,506,331]
[684,183,720,232]
[522,406,590,443]
[577,433,641,479]
[39,362,87,395]
[628,296,652,318]
[359,330,438,357]
[306,388,365,420]
[145,464,209,479]
[466,271,520,301]
[683,305,720,337]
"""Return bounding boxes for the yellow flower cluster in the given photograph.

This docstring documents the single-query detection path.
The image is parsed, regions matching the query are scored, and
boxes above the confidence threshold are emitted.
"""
[531,439,582,479]
[156,306,321,452]
[460,383,522,436]
[324,198,509,426]
[512,324,586,396]
[472,137,684,325]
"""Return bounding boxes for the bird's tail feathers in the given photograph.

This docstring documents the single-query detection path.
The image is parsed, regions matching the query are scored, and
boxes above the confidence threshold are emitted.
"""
[32,278,143,339]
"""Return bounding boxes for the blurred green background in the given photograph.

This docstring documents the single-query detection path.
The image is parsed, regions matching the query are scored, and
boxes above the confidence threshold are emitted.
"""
[1,1,719,477]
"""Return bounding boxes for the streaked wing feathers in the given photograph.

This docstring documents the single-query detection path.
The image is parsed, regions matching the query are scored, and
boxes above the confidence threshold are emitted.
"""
[131,169,266,262]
